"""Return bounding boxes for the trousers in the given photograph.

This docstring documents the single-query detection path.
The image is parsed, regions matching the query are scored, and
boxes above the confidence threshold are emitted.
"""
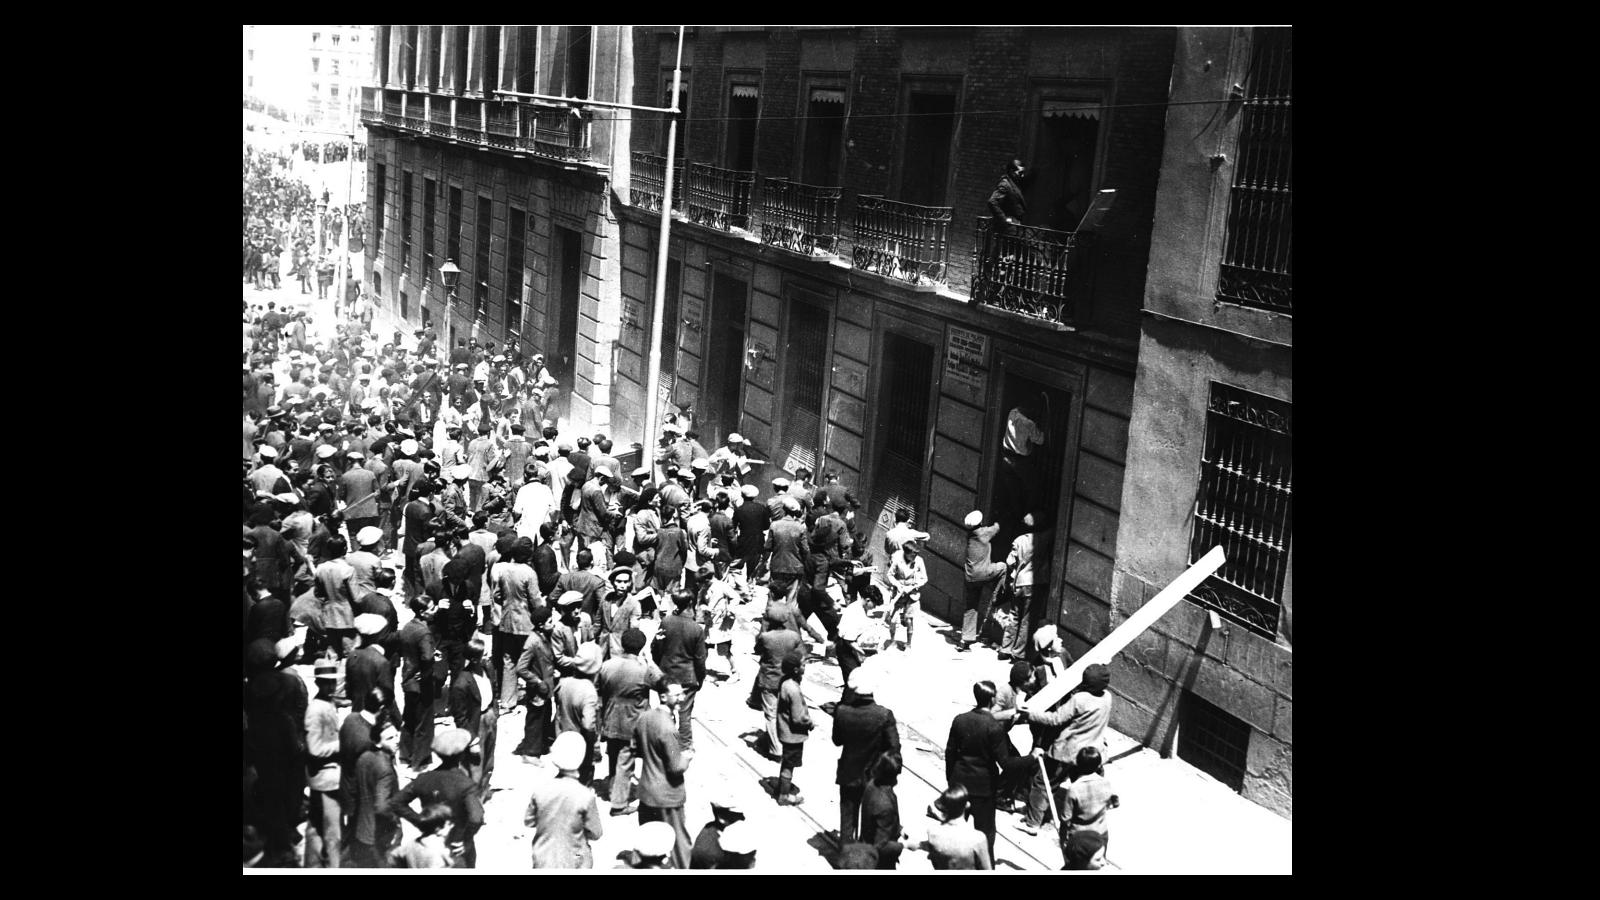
[961,577,1003,644]
[303,789,342,868]
[401,681,437,768]
[606,737,638,810]
[838,783,866,844]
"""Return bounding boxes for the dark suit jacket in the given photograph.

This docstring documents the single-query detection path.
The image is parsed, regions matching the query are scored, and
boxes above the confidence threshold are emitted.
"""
[346,645,400,725]
[832,697,901,787]
[395,619,437,692]
[339,713,376,804]
[732,500,770,558]
[945,707,1021,798]
[765,518,810,575]
[651,611,707,688]
[449,667,494,735]
[531,542,561,597]
[754,628,802,691]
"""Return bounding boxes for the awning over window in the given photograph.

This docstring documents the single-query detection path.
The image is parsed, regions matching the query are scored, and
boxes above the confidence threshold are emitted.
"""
[809,88,845,104]
[1041,99,1100,120]
[731,84,759,99]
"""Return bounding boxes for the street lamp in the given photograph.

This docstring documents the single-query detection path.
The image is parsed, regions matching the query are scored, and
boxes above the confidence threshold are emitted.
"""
[440,259,461,305]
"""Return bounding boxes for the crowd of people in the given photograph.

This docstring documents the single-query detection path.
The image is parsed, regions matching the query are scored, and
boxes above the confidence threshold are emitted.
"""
[243,144,365,299]
[298,140,367,163]
[241,297,1121,872]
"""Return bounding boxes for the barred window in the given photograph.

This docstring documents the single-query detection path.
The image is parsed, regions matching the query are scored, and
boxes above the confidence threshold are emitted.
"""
[1217,28,1292,312]
[400,172,413,273]
[422,178,436,279]
[475,195,492,322]
[506,208,526,338]
[373,164,387,247]
[1187,382,1291,638]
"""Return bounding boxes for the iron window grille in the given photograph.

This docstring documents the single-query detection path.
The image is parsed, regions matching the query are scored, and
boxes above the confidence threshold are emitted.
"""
[1217,28,1292,312]
[1177,691,1250,793]
[1187,382,1291,638]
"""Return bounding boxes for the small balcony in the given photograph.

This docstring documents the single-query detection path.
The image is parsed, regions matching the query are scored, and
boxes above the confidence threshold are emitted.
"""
[365,94,593,164]
[969,219,1094,330]
[452,99,480,142]
[685,163,756,232]
[758,178,841,257]
[484,101,517,152]
[520,105,593,164]
[426,97,450,136]
[851,196,951,287]
[382,95,403,127]
[402,93,426,131]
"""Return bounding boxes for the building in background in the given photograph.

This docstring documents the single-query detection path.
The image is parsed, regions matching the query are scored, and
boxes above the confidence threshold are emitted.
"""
[360,25,634,438]
[1109,26,1292,816]
[307,25,374,139]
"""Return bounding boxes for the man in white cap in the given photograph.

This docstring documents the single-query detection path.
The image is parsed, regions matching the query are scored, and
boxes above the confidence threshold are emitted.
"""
[830,667,900,845]
[345,526,386,601]
[959,510,1007,651]
[512,461,557,544]
[390,727,486,867]
[995,513,1041,660]
[465,422,502,514]
[347,612,402,726]
[731,483,771,596]
[708,432,755,486]
[633,682,693,869]
[440,464,473,522]
[250,444,293,496]
[525,731,606,869]
[553,642,603,786]
[619,821,677,869]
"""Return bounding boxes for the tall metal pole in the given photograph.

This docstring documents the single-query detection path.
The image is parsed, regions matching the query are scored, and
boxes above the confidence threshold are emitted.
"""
[334,99,357,330]
[644,26,685,483]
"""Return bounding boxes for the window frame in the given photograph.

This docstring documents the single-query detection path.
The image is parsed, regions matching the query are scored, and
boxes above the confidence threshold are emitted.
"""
[721,69,762,172]
[891,75,965,208]
[1019,78,1114,232]
[661,70,690,161]
[796,72,850,187]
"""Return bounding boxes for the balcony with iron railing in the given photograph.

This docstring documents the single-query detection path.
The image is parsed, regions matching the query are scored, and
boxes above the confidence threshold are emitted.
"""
[969,218,1094,330]
[484,101,518,152]
[851,196,951,288]
[426,97,450,136]
[629,153,685,212]
[451,98,480,142]
[359,86,379,125]
[382,94,402,127]
[521,105,593,163]
[759,178,842,257]
[362,91,593,164]
[685,163,756,232]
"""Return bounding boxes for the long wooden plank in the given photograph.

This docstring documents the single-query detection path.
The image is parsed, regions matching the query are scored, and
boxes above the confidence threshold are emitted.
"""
[1022,546,1226,713]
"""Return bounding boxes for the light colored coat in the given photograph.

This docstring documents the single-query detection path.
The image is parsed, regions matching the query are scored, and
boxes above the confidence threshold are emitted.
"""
[524,773,604,869]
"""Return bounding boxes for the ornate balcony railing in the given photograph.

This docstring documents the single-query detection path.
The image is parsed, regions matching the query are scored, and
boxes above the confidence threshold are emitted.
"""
[685,163,756,232]
[630,153,684,211]
[970,218,1093,329]
[484,101,518,152]
[359,87,380,125]
[851,196,951,286]
[382,95,403,126]
[759,178,842,256]
[452,99,480,142]
[519,105,593,163]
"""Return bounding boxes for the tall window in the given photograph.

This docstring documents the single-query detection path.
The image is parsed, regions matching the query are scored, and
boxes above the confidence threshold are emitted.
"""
[1029,92,1105,232]
[777,299,829,473]
[1188,382,1292,638]
[400,172,413,273]
[422,178,437,278]
[447,186,462,267]
[1218,28,1293,312]
[400,290,410,321]
[373,164,387,248]
[474,195,492,321]
[656,257,682,378]
[725,81,759,171]
[506,208,526,337]
[563,26,592,99]
[898,84,958,207]
[800,83,846,186]
[661,77,689,160]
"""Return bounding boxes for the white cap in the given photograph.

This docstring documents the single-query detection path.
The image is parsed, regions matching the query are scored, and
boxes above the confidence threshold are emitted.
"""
[451,464,473,481]
[399,439,419,456]
[848,668,878,697]
[718,821,756,855]
[355,613,387,636]
[257,445,278,459]
[636,821,676,858]
[556,590,584,608]
[771,477,790,488]
[548,731,586,772]
[356,526,383,547]
[315,444,337,459]
[727,433,745,444]
[963,510,984,529]
[740,485,759,499]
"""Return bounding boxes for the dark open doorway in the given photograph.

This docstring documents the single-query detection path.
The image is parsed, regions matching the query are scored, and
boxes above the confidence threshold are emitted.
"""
[867,330,936,567]
[991,371,1072,605]
[551,226,583,422]
[701,271,747,447]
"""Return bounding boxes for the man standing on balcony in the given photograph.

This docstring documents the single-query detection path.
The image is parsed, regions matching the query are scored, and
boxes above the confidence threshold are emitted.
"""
[988,160,1030,236]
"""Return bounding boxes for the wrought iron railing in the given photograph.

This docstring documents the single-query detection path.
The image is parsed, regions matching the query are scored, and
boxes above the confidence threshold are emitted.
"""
[452,99,480,142]
[759,178,842,256]
[851,196,951,286]
[685,163,756,231]
[630,153,684,211]
[969,218,1093,328]
[520,105,593,163]
[382,95,403,126]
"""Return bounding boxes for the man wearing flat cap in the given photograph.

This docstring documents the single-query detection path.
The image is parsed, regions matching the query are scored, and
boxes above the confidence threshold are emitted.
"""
[340,454,381,546]
[390,727,486,868]
[347,613,402,728]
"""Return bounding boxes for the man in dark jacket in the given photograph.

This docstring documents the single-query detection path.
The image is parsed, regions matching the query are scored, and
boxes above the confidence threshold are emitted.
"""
[349,720,402,867]
[987,159,1030,235]
[513,608,558,759]
[243,638,307,866]
[765,500,810,605]
[945,680,1026,859]
[731,484,770,589]
[831,668,900,845]
[395,596,440,768]
[597,627,666,816]
[651,590,707,752]
[347,614,402,729]
[450,638,499,794]
[633,687,692,869]
[390,728,486,867]
[753,611,802,758]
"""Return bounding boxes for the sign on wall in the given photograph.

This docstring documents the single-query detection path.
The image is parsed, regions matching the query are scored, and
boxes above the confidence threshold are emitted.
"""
[945,326,988,393]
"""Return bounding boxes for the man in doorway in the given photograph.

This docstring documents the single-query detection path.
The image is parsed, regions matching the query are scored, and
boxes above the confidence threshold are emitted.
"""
[960,511,1007,651]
